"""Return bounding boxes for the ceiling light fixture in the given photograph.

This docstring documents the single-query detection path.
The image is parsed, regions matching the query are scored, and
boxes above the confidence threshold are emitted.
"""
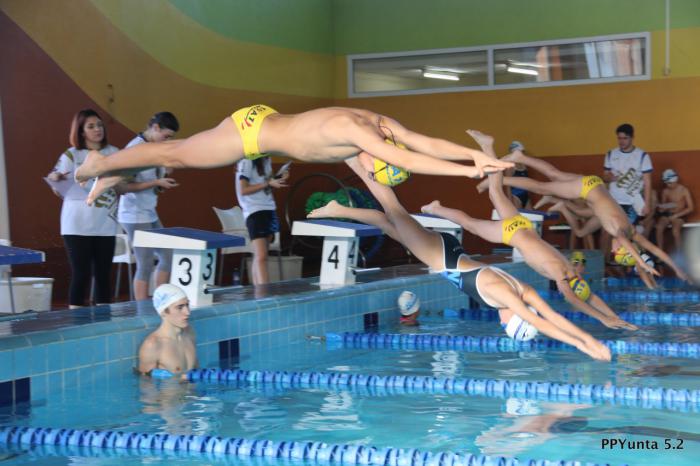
[506,66,539,76]
[422,71,459,81]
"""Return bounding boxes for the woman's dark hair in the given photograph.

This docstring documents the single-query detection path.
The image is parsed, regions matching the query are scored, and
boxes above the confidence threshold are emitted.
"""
[253,157,268,177]
[69,109,108,150]
[149,111,180,132]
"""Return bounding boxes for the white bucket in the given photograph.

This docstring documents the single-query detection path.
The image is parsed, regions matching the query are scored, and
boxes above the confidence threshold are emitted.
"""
[0,277,54,313]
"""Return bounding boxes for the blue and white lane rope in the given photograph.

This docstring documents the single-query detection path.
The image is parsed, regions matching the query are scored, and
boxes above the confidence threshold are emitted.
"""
[188,368,699,412]
[536,288,700,303]
[326,332,700,359]
[0,426,615,466]
[443,308,700,327]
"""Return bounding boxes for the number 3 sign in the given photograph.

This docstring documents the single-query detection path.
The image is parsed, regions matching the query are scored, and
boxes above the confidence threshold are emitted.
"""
[171,249,216,306]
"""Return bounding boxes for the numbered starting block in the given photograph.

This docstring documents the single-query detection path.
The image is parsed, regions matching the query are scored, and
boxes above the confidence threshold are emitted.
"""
[411,213,463,241]
[491,209,559,261]
[0,245,45,314]
[292,220,382,286]
[133,227,244,307]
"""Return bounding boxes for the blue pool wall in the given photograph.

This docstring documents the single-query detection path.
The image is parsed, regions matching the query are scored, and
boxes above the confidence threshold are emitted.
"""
[0,250,603,405]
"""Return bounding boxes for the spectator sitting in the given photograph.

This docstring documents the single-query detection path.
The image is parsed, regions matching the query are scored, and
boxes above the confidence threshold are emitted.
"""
[656,169,694,253]
[398,290,420,326]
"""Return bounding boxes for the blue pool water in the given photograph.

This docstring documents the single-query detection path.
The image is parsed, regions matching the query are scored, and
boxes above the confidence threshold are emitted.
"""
[1,296,699,465]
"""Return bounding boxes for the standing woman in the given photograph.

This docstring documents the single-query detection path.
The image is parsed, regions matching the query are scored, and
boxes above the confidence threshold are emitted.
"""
[118,112,180,300]
[47,109,119,307]
[235,156,289,285]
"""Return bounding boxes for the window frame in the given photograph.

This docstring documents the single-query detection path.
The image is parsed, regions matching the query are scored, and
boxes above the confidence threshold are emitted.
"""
[347,32,651,98]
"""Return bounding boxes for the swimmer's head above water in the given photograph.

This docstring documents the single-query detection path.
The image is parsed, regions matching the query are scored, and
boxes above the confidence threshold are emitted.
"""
[153,284,190,327]
[398,290,420,326]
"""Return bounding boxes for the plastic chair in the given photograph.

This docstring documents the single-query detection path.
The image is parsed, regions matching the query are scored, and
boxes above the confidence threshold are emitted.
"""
[212,206,283,284]
[113,231,135,301]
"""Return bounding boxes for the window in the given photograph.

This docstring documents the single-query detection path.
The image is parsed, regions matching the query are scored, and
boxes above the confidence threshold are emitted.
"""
[348,33,649,97]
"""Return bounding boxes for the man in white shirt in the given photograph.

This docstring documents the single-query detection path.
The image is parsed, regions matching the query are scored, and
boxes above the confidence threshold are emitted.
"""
[603,123,653,224]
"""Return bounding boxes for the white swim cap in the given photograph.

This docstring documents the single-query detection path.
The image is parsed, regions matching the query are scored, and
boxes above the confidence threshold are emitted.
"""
[152,284,187,314]
[634,253,654,274]
[505,397,541,416]
[662,168,678,183]
[397,291,420,316]
[505,305,539,341]
[508,141,525,152]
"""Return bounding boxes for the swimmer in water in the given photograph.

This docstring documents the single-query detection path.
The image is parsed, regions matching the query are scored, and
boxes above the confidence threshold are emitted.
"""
[309,157,611,361]
[475,149,689,282]
[74,105,512,204]
[138,284,197,379]
[422,130,636,330]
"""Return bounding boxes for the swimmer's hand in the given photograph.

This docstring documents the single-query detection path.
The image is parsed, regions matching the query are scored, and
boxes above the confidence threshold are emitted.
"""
[156,178,179,190]
[601,316,638,331]
[578,338,612,362]
[47,171,69,182]
[469,149,514,178]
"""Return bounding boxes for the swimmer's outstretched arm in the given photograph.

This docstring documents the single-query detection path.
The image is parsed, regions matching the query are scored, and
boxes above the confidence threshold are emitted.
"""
[499,285,611,361]
[378,118,513,176]
[632,232,690,281]
[550,202,602,237]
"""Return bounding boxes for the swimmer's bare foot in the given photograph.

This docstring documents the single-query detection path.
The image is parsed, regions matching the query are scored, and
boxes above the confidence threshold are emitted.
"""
[534,195,557,210]
[75,150,106,182]
[308,200,344,219]
[86,175,123,205]
[501,149,526,164]
[421,200,442,215]
[466,129,494,152]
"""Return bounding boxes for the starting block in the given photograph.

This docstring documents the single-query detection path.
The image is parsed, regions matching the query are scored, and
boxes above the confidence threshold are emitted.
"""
[134,227,244,307]
[292,220,382,285]
[411,213,463,241]
[0,245,45,314]
[491,209,559,261]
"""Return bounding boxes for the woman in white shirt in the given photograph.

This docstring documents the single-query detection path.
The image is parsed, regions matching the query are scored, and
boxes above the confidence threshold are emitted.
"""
[235,156,289,285]
[47,109,119,307]
[118,112,180,301]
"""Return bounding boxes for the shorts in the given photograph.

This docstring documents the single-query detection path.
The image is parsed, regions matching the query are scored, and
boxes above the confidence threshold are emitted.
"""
[246,210,280,240]
[231,105,278,158]
[620,204,639,225]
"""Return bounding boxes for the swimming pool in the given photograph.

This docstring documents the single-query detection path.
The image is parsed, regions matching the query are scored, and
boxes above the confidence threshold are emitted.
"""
[0,257,698,465]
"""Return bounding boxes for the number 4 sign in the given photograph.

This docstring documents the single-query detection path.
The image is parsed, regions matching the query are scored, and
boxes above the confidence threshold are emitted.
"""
[320,237,359,285]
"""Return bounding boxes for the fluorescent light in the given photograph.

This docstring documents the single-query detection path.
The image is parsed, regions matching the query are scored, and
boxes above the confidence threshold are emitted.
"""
[422,71,459,81]
[506,66,539,76]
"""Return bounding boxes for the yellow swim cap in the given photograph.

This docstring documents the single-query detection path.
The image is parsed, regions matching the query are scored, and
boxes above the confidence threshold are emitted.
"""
[613,247,636,266]
[570,251,586,264]
[569,277,591,301]
[371,139,411,187]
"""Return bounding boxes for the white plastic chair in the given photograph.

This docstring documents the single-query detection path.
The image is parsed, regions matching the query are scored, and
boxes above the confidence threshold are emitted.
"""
[212,206,283,284]
[113,231,135,301]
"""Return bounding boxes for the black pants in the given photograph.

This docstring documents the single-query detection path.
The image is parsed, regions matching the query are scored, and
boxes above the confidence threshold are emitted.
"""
[62,235,115,306]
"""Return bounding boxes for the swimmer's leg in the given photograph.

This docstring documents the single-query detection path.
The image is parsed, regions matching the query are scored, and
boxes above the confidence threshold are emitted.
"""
[346,157,445,270]
[550,202,602,237]
[421,200,502,244]
[76,117,245,181]
[308,200,401,242]
[501,177,581,200]
[503,150,579,182]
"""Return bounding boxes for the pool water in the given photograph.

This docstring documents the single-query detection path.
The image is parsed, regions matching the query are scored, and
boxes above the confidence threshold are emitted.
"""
[1,298,699,465]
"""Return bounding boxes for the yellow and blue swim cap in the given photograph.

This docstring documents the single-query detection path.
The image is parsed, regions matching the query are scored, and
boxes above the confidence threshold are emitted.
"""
[569,277,591,301]
[372,139,411,187]
[613,247,636,266]
[570,251,586,265]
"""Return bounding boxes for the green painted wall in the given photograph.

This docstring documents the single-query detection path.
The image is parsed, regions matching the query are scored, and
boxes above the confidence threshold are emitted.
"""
[169,0,334,54]
[333,0,700,54]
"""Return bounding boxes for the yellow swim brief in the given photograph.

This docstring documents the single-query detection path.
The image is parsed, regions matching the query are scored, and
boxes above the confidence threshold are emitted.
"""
[580,175,603,199]
[502,215,533,245]
[231,105,278,159]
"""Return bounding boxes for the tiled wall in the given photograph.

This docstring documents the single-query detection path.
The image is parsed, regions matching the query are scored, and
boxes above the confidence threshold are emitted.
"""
[0,251,601,406]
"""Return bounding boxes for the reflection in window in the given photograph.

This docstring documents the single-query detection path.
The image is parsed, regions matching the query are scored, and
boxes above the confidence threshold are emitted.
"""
[494,38,646,85]
[352,50,488,94]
